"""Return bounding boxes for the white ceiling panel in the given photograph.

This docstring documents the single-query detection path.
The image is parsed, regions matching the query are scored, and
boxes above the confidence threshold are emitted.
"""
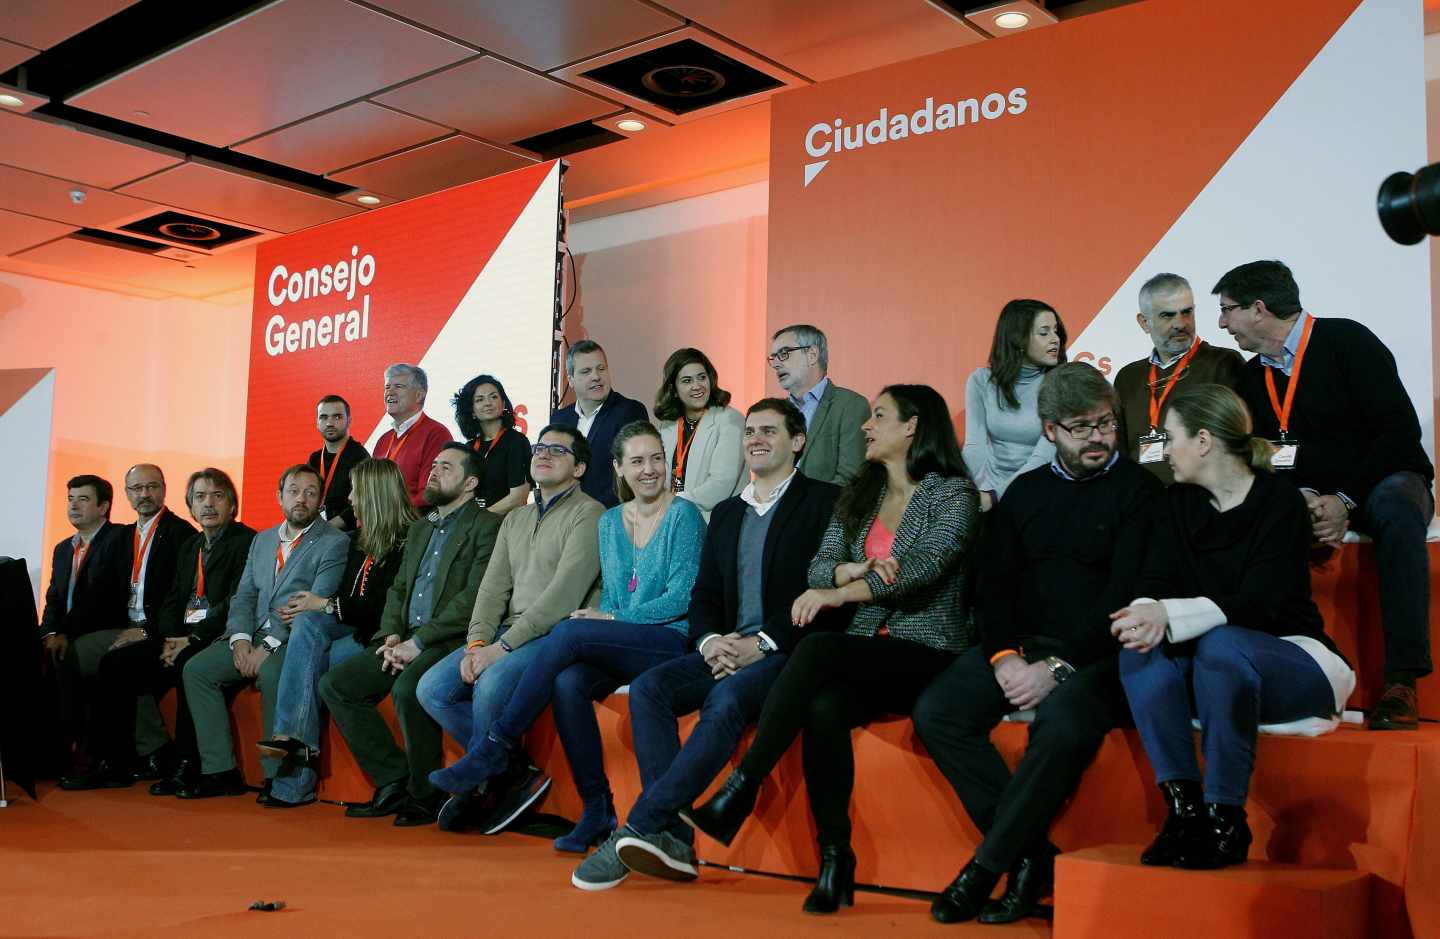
[374,57,617,146]
[658,1,987,82]
[116,161,362,233]
[0,112,181,189]
[0,0,138,50]
[330,134,535,201]
[0,163,155,227]
[0,209,75,256]
[16,237,209,290]
[371,0,682,71]
[68,0,475,147]
[231,101,449,175]
[0,37,37,71]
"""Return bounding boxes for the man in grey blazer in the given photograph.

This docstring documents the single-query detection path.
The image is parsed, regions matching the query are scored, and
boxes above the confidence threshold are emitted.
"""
[768,323,870,485]
[178,463,348,799]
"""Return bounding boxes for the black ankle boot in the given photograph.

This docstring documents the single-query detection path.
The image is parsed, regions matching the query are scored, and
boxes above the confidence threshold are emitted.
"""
[680,769,760,846]
[1142,779,1204,866]
[802,844,856,914]
[931,858,1001,924]
[979,843,1058,924]
[1176,803,1251,869]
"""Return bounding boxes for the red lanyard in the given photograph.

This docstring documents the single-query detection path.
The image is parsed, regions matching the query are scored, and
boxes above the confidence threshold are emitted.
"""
[1147,342,1202,432]
[473,427,506,456]
[194,544,206,598]
[672,416,701,491]
[355,555,375,596]
[276,528,306,575]
[72,540,90,579]
[383,425,414,461]
[1264,316,1316,438]
[131,510,164,586]
[319,439,350,502]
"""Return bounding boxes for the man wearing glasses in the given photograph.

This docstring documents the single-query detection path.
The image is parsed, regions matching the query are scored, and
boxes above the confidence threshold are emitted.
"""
[915,363,1160,925]
[418,424,603,833]
[1114,274,1244,483]
[768,324,870,485]
[1218,260,1434,730]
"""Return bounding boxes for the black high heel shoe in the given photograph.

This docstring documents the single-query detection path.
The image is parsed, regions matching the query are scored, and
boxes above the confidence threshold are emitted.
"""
[257,738,314,775]
[802,844,856,914]
[679,769,760,846]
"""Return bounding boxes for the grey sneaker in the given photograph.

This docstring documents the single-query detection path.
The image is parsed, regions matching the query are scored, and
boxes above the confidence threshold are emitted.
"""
[571,829,630,892]
[616,828,699,881]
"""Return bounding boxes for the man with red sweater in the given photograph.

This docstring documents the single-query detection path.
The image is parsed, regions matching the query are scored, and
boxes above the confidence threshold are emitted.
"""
[375,363,451,507]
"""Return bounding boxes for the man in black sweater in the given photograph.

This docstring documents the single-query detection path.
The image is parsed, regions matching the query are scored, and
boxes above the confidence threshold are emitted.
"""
[914,363,1160,925]
[1216,260,1433,730]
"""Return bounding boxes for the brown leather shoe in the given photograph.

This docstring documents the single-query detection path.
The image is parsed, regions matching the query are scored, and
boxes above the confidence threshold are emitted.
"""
[1368,682,1419,730]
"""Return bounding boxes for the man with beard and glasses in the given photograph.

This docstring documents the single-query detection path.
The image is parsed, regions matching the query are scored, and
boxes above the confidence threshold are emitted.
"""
[179,465,348,799]
[320,444,501,827]
[1114,274,1244,484]
[913,363,1160,926]
[308,394,369,530]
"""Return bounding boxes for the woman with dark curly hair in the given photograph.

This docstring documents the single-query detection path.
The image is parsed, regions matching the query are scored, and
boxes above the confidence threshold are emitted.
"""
[654,348,746,521]
[452,374,531,515]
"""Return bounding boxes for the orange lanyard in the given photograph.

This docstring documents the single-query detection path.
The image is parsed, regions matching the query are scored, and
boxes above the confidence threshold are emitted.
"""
[355,555,376,596]
[1264,316,1316,439]
[1147,342,1202,432]
[473,427,506,457]
[672,416,701,490]
[319,439,350,502]
[276,529,305,576]
[131,510,164,586]
[194,544,206,598]
[72,539,90,579]
[383,425,414,461]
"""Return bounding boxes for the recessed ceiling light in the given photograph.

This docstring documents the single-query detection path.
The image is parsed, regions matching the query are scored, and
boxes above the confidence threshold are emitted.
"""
[0,94,24,108]
[993,11,1031,29]
[616,118,647,132]
[356,194,381,206]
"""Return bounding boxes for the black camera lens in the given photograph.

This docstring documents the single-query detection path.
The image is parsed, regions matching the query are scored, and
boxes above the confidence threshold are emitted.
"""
[1378,164,1440,245]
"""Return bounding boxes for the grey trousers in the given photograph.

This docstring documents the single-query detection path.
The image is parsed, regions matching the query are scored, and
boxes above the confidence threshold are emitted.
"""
[182,640,286,776]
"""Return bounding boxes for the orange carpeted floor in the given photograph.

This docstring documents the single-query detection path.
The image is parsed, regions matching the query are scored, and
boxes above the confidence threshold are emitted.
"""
[1,784,1050,937]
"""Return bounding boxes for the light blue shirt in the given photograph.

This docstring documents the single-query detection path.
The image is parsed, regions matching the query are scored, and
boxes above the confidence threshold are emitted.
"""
[1258,312,1312,376]
[1050,450,1120,482]
[789,376,831,428]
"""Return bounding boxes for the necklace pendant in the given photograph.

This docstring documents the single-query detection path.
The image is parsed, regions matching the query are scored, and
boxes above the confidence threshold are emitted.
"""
[628,571,638,593]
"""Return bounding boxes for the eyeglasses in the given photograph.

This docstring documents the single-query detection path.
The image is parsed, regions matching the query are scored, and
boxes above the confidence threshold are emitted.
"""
[1053,416,1119,440]
[125,482,163,494]
[531,443,575,458]
[1218,301,1252,316]
[766,344,813,365]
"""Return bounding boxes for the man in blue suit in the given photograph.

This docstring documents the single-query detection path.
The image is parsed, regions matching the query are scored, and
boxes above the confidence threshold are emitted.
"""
[179,463,348,799]
[551,339,649,507]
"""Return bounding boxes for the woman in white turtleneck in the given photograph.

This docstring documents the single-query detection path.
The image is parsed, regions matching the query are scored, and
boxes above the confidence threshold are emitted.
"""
[962,300,1068,509]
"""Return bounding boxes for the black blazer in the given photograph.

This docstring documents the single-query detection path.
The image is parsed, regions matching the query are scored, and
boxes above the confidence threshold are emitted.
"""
[112,510,198,627]
[552,389,650,507]
[39,521,128,639]
[332,538,407,646]
[155,522,258,644]
[687,472,842,653]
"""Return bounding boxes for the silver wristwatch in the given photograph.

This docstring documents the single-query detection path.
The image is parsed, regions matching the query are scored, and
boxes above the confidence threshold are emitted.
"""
[324,597,337,615]
[1043,656,1074,684]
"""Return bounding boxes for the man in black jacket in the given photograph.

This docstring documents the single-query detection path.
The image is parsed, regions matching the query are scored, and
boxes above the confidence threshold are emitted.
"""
[914,363,1161,925]
[308,394,368,530]
[551,339,649,507]
[568,398,841,891]
[1217,260,1434,730]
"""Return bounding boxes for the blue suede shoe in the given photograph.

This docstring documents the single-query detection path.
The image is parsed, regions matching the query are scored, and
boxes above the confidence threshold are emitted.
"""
[428,732,512,794]
[554,795,617,853]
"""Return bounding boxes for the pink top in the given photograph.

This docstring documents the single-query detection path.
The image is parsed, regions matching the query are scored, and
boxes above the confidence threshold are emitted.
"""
[864,516,895,560]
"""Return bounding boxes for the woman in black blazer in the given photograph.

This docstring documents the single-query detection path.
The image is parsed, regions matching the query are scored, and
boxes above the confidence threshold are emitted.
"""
[685,384,980,914]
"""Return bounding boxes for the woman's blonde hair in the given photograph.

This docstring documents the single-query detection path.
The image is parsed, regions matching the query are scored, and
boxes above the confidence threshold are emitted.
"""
[1167,384,1274,473]
[350,458,419,557]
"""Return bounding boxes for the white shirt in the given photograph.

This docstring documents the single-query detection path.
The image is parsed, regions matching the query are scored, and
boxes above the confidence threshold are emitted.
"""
[740,469,797,518]
[390,410,422,438]
[576,396,605,437]
[230,518,319,650]
[128,512,162,623]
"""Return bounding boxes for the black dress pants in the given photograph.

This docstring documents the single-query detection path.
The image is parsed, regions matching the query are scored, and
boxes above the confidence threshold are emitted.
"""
[94,637,204,770]
[737,632,957,846]
[912,646,1127,873]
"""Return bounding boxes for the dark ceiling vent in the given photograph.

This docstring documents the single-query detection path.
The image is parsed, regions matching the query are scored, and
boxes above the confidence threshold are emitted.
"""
[119,211,260,251]
[513,121,625,159]
[579,38,783,116]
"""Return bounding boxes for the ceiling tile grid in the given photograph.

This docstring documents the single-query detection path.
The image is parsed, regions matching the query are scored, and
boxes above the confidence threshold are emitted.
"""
[0,111,182,189]
[329,134,537,201]
[0,208,76,256]
[230,100,450,175]
[0,0,139,51]
[116,160,363,233]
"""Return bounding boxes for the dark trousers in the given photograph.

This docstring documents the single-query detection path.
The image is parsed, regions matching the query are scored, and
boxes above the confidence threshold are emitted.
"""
[626,650,789,840]
[1352,471,1433,676]
[93,637,205,770]
[737,632,956,847]
[489,618,689,801]
[318,641,455,801]
[913,646,1127,873]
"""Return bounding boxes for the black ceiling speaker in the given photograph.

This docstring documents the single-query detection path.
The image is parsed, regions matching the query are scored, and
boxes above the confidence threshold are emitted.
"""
[580,38,780,116]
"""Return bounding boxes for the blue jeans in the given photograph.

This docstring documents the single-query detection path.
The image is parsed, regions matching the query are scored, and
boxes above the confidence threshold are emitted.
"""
[1120,626,1334,805]
[416,627,546,748]
[270,611,364,803]
[487,617,688,800]
[1352,471,1434,676]
[626,650,789,839]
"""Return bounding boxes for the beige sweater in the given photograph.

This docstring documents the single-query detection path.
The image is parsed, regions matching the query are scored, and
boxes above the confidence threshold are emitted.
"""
[466,485,603,649]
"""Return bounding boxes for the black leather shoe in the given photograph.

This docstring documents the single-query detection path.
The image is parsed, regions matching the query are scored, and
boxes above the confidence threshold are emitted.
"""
[175,769,248,799]
[60,760,135,791]
[978,844,1058,924]
[132,745,174,782]
[255,779,273,804]
[345,779,407,818]
[394,793,445,827]
[149,758,198,796]
[931,858,1001,924]
[1142,780,1204,866]
[1368,681,1420,730]
[678,769,760,847]
[802,844,856,914]
[1176,803,1252,869]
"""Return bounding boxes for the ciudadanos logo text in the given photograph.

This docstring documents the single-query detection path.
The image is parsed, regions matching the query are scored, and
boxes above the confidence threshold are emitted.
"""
[802,87,1028,187]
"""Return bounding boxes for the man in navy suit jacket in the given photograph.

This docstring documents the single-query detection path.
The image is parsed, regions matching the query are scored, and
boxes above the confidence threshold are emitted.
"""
[551,339,649,507]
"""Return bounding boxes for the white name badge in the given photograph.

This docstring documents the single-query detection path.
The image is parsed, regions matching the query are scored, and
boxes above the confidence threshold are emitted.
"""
[319,506,329,520]
[1271,442,1298,469]
[1137,432,1167,465]
[129,583,142,609]
[185,608,208,624]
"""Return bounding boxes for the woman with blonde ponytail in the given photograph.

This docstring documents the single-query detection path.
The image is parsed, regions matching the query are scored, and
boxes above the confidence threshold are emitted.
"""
[1108,384,1354,870]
